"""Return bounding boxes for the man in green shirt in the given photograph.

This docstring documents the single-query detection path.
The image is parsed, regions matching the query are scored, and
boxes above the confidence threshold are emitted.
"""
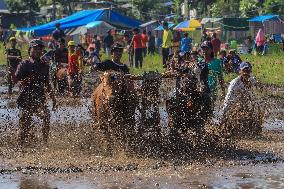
[162,21,173,68]
[201,41,225,103]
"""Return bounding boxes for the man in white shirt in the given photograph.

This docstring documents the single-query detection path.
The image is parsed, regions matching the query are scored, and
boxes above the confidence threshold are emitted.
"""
[221,61,257,118]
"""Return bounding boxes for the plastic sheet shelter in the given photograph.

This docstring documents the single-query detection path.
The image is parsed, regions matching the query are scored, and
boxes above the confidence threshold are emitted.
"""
[17,9,141,36]
[248,14,284,36]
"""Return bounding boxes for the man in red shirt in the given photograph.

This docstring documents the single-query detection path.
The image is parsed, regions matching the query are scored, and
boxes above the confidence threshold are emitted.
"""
[141,30,148,57]
[130,28,143,68]
[211,33,221,57]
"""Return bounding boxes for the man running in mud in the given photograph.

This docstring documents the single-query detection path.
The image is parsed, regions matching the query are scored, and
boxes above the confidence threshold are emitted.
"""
[221,62,257,117]
[94,43,130,74]
[15,39,56,146]
[200,41,225,104]
[6,37,22,95]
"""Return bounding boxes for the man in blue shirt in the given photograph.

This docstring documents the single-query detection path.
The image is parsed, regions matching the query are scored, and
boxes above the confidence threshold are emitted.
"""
[180,33,192,53]
[15,39,56,146]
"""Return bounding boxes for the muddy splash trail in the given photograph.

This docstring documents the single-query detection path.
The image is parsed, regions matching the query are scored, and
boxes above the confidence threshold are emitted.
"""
[0,70,284,188]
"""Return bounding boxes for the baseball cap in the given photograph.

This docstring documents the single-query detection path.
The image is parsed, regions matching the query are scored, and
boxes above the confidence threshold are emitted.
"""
[29,39,45,48]
[239,61,252,71]
[200,41,213,50]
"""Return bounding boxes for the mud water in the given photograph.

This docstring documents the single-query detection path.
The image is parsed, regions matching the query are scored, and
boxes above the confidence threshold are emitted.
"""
[0,72,284,188]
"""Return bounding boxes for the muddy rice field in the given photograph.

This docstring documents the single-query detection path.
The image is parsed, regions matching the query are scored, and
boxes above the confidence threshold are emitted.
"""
[0,67,284,188]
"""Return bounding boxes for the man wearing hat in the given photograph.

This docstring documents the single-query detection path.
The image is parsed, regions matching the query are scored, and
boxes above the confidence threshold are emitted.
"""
[94,43,129,74]
[6,37,22,95]
[15,39,56,145]
[103,29,114,57]
[221,61,256,118]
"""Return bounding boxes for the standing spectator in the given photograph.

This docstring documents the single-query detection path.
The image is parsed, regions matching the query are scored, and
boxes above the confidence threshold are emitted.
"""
[124,34,134,67]
[0,24,4,42]
[172,32,181,55]
[147,31,155,55]
[245,36,253,54]
[52,38,68,91]
[103,29,114,57]
[67,41,82,97]
[5,37,22,95]
[211,33,221,57]
[130,28,143,68]
[201,29,208,42]
[52,23,65,41]
[15,39,56,145]
[162,21,173,67]
[154,33,162,54]
[92,35,101,55]
[228,49,242,73]
[141,30,148,57]
[180,33,192,53]
[255,29,265,53]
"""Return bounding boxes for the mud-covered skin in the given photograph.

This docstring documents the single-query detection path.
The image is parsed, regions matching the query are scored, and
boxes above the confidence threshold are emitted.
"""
[166,74,209,141]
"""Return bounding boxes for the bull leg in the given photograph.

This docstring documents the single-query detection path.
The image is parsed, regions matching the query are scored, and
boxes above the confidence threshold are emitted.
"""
[41,108,51,144]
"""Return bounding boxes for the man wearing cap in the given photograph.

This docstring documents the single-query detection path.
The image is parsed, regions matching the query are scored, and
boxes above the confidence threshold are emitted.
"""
[6,37,22,95]
[162,21,173,67]
[67,41,82,97]
[103,29,114,57]
[94,43,129,74]
[15,39,56,145]
[221,62,257,118]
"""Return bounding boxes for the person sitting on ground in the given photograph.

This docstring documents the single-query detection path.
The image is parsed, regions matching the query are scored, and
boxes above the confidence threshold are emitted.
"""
[227,49,242,73]
[94,43,129,74]
[52,23,66,41]
[219,50,228,71]
[6,37,22,95]
[86,46,101,73]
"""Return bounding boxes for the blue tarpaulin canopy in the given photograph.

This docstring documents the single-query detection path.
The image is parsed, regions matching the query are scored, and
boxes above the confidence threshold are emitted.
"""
[18,9,141,36]
[248,15,279,22]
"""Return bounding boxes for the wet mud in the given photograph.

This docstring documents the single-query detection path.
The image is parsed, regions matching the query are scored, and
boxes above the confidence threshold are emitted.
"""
[0,67,284,188]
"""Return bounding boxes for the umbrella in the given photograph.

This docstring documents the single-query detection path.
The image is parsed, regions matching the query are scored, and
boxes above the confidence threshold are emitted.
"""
[174,19,201,31]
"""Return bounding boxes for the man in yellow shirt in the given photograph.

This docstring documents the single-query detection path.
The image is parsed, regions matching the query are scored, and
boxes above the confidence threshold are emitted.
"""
[162,21,173,68]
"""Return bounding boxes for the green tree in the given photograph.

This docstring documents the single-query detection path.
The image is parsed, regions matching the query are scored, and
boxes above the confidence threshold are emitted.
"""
[210,0,240,17]
[5,0,39,13]
[239,0,259,17]
[262,0,284,15]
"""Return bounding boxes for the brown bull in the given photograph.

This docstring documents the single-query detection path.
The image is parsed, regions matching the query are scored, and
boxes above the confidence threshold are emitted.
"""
[91,72,138,152]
